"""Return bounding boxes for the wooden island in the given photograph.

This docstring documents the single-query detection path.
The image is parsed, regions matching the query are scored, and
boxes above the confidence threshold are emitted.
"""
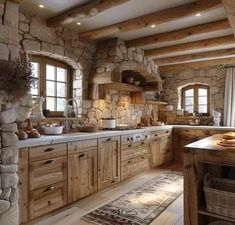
[184,134,235,225]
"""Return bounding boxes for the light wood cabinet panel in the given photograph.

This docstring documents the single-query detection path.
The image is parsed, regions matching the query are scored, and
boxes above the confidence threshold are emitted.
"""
[29,182,67,219]
[68,139,97,154]
[98,136,120,190]
[173,129,196,162]
[29,156,67,191]
[68,149,98,203]
[149,137,161,167]
[159,135,173,164]
[19,148,29,225]
[29,143,67,162]
[195,129,225,140]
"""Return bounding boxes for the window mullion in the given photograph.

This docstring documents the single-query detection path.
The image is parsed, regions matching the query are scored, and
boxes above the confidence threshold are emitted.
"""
[195,87,198,113]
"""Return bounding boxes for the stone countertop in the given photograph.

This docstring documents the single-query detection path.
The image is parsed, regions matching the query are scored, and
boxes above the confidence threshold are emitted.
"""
[18,125,173,148]
[18,125,235,148]
[185,134,235,152]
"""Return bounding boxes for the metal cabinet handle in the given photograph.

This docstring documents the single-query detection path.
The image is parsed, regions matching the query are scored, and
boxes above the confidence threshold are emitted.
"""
[44,160,55,165]
[107,138,112,141]
[43,186,55,192]
[44,148,55,152]
[79,153,88,159]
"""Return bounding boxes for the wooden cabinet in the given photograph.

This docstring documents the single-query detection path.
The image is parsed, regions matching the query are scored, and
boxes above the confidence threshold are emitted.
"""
[121,133,150,180]
[29,182,67,219]
[68,140,98,203]
[173,128,196,162]
[28,143,68,220]
[19,148,29,225]
[196,129,225,140]
[149,129,173,167]
[98,136,120,190]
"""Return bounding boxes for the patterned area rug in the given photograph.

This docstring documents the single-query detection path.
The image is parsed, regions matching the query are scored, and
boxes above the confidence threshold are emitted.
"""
[82,171,183,225]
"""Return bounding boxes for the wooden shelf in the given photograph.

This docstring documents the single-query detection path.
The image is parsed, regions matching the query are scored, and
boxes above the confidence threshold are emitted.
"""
[146,101,168,105]
[198,207,235,223]
[103,82,143,92]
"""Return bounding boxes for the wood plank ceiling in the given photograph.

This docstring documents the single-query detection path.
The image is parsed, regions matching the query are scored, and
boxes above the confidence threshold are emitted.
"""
[19,0,235,71]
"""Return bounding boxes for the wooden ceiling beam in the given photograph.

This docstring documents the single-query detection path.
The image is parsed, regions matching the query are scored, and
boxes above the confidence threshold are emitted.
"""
[159,57,235,72]
[126,20,230,48]
[155,48,235,66]
[7,0,24,3]
[79,0,222,41]
[222,0,235,37]
[47,0,130,27]
[145,35,235,58]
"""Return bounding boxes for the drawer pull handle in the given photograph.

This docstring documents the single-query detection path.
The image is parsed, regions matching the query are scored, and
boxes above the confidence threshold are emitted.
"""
[44,186,55,192]
[128,160,131,164]
[155,134,158,136]
[166,130,169,133]
[79,153,88,159]
[107,138,112,141]
[141,142,145,145]
[128,144,132,147]
[44,160,55,165]
[44,148,55,152]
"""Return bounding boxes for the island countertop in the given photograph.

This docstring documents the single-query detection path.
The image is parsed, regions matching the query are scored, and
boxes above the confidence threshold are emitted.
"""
[185,134,235,152]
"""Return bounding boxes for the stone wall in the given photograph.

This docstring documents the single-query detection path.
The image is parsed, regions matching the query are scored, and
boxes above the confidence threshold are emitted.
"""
[159,67,226,125]
[93,38,160,82]
[18,13,96,109]
[82,89,158,127]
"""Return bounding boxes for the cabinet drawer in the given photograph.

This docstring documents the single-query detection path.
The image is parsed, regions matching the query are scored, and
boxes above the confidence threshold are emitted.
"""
[151,129,172,139]
[68,139,97,154]
[29,144,67,162]
[121,154,149,180]
[29,182,67,219]
[29,156,67,191]
[121,144,148,161]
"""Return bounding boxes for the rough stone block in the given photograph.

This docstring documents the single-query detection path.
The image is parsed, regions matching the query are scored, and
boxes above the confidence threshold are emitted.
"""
[1,146,18,164]
[1,133,18,147]
[15,106,31,122]
[41,42,54,53]
[54,45,64,55]
[0,187,11,200]
[1,173,18,189]
[3,1,18,28]
[0,108,16,124]
[9,187,18,203]
[0,165,18,173]
[0,203,19,225]
[22,39,40,52]
[0,43,9,60]
[8,44,19,61]
[19,22,29,32]
[0,200,10,214]
[30,17,57,44]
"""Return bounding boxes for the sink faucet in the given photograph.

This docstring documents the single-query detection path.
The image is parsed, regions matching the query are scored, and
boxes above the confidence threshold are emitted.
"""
[64,98,79,132]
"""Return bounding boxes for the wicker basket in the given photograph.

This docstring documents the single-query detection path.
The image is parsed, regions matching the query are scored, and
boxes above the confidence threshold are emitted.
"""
[208,221,235,225]
[204,173,235,219]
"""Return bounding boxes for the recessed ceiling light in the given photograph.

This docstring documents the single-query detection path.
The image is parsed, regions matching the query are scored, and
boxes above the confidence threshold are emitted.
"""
[77,22,81,25]
[38,4,45,8]
[150,24,156,28]
[196,13,201,17]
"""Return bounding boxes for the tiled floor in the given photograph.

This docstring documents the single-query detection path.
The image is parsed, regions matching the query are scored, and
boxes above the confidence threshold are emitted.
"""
[32,163,183,225]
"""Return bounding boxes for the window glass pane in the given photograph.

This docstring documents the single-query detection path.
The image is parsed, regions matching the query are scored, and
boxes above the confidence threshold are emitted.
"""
[31,79,39,96]
[57,98,66,111]
[199,88,207,96]
[199,96,207,105]
[185,89,194,97]
[185,97,194,105]
[46,81,55,96]
[46,97,55,111]
[57,82,66,97]
[46,65,55,80]
[185,105,194,113]
[198,105,207,113]
[31,62,39,78]
[57,67,67,82]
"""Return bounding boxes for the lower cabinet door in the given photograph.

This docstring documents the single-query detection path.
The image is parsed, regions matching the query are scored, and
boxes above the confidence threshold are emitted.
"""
[149,138,161,167]
[29,182,67,219]
[98,136,120,190]
[68,150,98,203]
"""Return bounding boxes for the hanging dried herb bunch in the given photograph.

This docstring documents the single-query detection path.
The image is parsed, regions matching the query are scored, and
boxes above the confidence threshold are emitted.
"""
[0,59,36,100]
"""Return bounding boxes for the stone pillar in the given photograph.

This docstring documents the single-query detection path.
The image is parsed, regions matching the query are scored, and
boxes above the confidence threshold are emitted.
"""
[0,94,32,225]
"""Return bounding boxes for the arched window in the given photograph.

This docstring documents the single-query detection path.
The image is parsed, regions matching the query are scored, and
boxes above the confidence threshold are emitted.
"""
[182,84,210,115]
[30,56,72,116]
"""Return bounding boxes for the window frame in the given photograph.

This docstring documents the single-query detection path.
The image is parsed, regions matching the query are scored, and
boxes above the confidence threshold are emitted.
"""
[181,84,210,116]
[30,55,72,117]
